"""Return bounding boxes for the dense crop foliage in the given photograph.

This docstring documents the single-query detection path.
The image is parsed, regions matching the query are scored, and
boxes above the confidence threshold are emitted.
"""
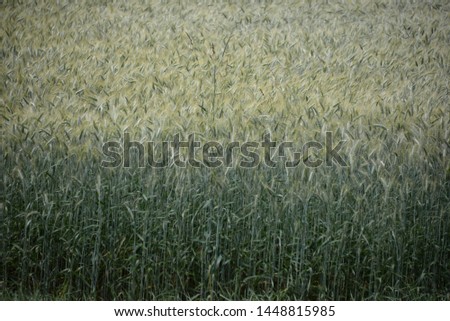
[1,0,449,300]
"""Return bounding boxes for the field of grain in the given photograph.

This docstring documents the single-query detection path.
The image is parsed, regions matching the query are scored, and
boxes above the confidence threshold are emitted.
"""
[1,0,449,300]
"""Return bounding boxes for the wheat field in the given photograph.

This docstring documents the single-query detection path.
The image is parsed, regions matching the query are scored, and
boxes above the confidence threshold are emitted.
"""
[1,0,449,300]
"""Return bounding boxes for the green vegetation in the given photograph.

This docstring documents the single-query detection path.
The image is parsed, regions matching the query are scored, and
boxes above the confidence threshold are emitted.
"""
[1,0,449,300]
